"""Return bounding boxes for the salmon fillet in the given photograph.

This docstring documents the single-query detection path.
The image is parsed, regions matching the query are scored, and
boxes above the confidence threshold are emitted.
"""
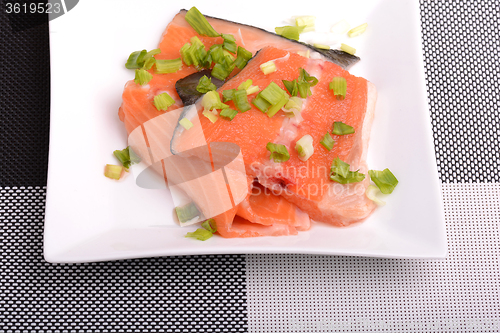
[174,46,377,228]
[118,10,375,237]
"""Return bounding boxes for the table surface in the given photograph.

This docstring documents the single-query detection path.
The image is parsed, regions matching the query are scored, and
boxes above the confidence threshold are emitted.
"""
[1,1,499,332]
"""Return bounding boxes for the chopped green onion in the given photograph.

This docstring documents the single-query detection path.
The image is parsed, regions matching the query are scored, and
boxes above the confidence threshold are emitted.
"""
[179,118,194,130]
[184,7,220,37]
[221,33,237,53]
[145,48,161,59]
[246,85,260,95]
[233,89,251,112]
[348,23,368,38]
[196,75,217,93]
[113,146,140,169]
[252,94,271,113]
[283,79,298,96]
[208,44,224,64]
[125,50,147,69]
[185,228,213,241]
[222,89,236,103]
[155,58,182,73]
[366,185,386,206]
[134,68,153,85]
[104,164,124,180]
[266,143,290,163]
[320,133,335,151]
[142,57,156,70]
[153,92,175,111]
[313,43,330,50]
[295,16,315,32]
[233,46,253,69]
[283,96,302,112]
[202,91,227,110]
[175,202,201,223]
[329,76,347,100]
[219,108,238,121]
[266,93,289,118]
[368,169,398,194]
[297,81,312,98]
[275,26,301,40]
[260,60,276,75]
[260,82,285,105]
[295,134,314,161]
[222,89,236,102]
[202,109,218,123]
[330,157,365,184]
[299,68,318,86]
[332,121,354,135]
[340,43,356,55]
[211,62,231,80]
[238,79,253,91]
[201,218,217,233]
[180,42,194,66]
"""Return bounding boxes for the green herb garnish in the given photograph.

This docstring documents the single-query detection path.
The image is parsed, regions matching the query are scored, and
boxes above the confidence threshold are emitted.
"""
[368,169,398,194]
[330,157,365,184]
[266,143,290,163]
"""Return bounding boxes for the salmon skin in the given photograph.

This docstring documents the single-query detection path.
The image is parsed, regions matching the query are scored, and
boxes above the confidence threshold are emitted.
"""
[173,46,377,229]
[119,9,376,237]
[180,9,360,70]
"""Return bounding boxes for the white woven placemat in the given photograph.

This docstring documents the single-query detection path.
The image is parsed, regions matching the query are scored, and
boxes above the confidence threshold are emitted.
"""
[246,183,500,332]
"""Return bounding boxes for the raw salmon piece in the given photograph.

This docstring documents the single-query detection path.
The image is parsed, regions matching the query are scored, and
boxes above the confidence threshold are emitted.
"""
[237,182,311,231]
[174,46,377,228]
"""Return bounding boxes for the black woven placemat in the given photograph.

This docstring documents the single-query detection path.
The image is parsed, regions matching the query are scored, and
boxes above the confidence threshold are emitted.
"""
[1,0,499,331]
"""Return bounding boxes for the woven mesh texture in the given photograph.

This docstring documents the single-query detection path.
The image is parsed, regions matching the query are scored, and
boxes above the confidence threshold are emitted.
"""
[0,187,247,332]
[0,9,50,186]
[420,1,500,182]
[247,183,500,332]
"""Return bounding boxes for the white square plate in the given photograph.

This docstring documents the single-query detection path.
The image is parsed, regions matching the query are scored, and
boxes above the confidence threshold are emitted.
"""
[44,0,446,263]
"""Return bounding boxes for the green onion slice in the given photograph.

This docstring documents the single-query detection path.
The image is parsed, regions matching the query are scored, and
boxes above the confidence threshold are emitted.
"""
[201,218,217,233]
[233,46,252,69]
[299,68,318,87]
[266,143,290,163]
[366,185,386,206]
[202,109,218,123]
[332,121,354,135]
[185,228,213,241]
[329,76,347,100]
[238,79,253,91]
[295,134,314,161]
[184,7,220,37]
[175,202,201,223]
[142,57,156,70]
[368,169,398,194]
[221,33,237,53]
[196,75,217,93]
[320,133,335,151]
[179,118,194,130]
[233,89,251,112]
[330,157,365,184]
[113,146,140,169]
[153,92,175,111]
[275,26,301,40]
[252,94,271,113]
[222,89,236,102]
[260,82,285,105]
[246,85,260,95]
[155,58,182,74]
[125,50,147,69]
[283,79,298,96]
[267,93,289,118]
[348,23,368,38]
[260,60,276,75]
[104,164,123,180]
[340,43,356,55]
[202,91,227,110]
[313,43,330,50]
[134,68,153,85]
[211,62,231,81]
[219,108,238,121]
